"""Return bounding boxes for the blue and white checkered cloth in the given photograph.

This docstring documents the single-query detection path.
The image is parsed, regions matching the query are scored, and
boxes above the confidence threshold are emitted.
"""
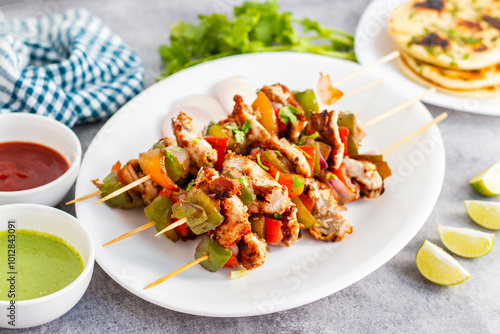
[0,9,144,127]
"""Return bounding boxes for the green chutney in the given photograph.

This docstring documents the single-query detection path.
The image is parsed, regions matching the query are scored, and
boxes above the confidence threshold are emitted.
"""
[0,229,84,301]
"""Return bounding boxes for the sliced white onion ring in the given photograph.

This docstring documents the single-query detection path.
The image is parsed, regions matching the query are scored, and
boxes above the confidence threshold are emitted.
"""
[215,77,257,114]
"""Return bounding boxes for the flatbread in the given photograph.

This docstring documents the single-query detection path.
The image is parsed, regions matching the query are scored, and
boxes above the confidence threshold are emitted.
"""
[397,55,500,98]
[400,50,500,90]
[389,0,500,70]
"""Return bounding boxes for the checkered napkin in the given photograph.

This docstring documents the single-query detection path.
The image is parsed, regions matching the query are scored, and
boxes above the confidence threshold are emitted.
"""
[0,9,144,127]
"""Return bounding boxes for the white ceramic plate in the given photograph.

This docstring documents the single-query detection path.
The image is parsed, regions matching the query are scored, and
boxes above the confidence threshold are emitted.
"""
[355,0,500,115]
[75,52,445,317]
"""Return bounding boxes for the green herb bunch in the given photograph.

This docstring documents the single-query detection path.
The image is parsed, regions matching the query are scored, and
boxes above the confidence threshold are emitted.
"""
[158,0,355,79]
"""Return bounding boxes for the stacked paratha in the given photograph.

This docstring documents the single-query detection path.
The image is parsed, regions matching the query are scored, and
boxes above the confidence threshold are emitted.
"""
[388,0,500,97]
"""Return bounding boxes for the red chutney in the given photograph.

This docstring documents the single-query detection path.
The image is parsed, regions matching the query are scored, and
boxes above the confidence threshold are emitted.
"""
[0,142,69,191]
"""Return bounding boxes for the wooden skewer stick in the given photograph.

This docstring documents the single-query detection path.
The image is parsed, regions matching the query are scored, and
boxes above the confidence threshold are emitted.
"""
[143,254,209,290]
[154,218,188,237]
[66,190,102,205]
[95,175,151,205]
[342,79,385,99]
[332,50,400,87]
[103,221,157,247]
[382,112,448,156]
[362,87,436,130]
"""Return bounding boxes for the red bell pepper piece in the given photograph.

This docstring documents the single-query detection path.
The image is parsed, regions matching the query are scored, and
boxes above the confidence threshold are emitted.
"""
[259,154,304,198]
[265,217,282,244]
[338,126,350,156]
[204,135,230,171]
[298,194,314,212]
[224,254,239,267]
[297,145,316,174]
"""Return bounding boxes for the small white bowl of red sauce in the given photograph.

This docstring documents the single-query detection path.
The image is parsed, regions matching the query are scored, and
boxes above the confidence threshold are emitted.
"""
[0,113,81,206]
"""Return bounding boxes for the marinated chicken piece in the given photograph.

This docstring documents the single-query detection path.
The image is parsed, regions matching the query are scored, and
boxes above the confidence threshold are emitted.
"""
[237,232,267,270]
[280,204,303,246]
[231,96,312,178]
[194,167,220,194]
[306,110,344,170]
[194,167,242,199]
[259,84,305,143]
[260,84,303,110]
[119,159,159,204]
[343,157,384,198]
[305,178,352,242]
[211,195,252,248]
[223,152,290,214]
[172,112,217,169]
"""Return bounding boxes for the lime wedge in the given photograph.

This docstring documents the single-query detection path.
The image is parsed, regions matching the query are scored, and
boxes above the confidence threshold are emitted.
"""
[464,200,500,230]
[415,240,470,285]
[469,161,500,196]
[437,224,495,258]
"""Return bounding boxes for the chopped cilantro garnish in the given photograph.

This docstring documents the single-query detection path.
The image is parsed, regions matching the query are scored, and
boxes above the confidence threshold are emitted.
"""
[298,132,319,145]
[273,213,283,220]
[242,120,252,134]
[295,146,311,159]
[169,147,184,152]
[292,176,305,191]
[193,138,199,144]
[186,181,195,192]
[236,176,250,188]
[165,151,176,162]
[326,173,338,180]
[224,122,247,143]
[256,153,269,171]
[278,106,301,125]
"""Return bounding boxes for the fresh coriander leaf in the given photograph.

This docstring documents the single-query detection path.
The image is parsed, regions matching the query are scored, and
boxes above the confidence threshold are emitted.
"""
[273,213,283,220]
[326,173,338,180]
[256,153,269,171]
[186,181,196,192]
[165,151,175,162]
[242,120,252,134]
[224,122,239,131]
[236,176,250,188]
[193,138,199,144]
[169,147,184,152]
[274,150,283,157]
[292,176,305,191]
[278,106,301,125]
[224,122,246,143]
[298,132,319,145]
[295,146,311,159]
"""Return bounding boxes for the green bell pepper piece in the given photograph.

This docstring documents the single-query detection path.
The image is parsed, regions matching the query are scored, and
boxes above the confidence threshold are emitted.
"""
[175,188,224,234]
[224,172,255,206]
[144,195,180,242]
[293,89,319,120]
[262,150,291,173]
[313,142,321,176]
[164,147,185,182]
[207,123,235,149]
[291,197,319,229]
[337,111,360,155]
[172,201,208,235]
[100,171,143,209]
[249,215,265,239]
[194,235,232,272]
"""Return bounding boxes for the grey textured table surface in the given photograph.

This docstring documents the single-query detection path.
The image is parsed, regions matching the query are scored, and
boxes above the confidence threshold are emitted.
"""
[2,0,500,333]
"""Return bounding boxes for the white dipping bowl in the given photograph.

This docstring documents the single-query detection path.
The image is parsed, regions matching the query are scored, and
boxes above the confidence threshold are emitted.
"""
[0,113,81,206]
[0,204,95,329]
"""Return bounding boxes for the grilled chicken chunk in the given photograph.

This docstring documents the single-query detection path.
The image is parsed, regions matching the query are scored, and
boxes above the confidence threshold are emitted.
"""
[172,112,217,169]
[223,152,290,214]
[231,95,312,178]
[119,159,159,204]
[211,195,252,248]
[305,178,352,242]
[306,110,344,170]
[281,204,303,246]
[237,232,267,270]
[343,157,384,198]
